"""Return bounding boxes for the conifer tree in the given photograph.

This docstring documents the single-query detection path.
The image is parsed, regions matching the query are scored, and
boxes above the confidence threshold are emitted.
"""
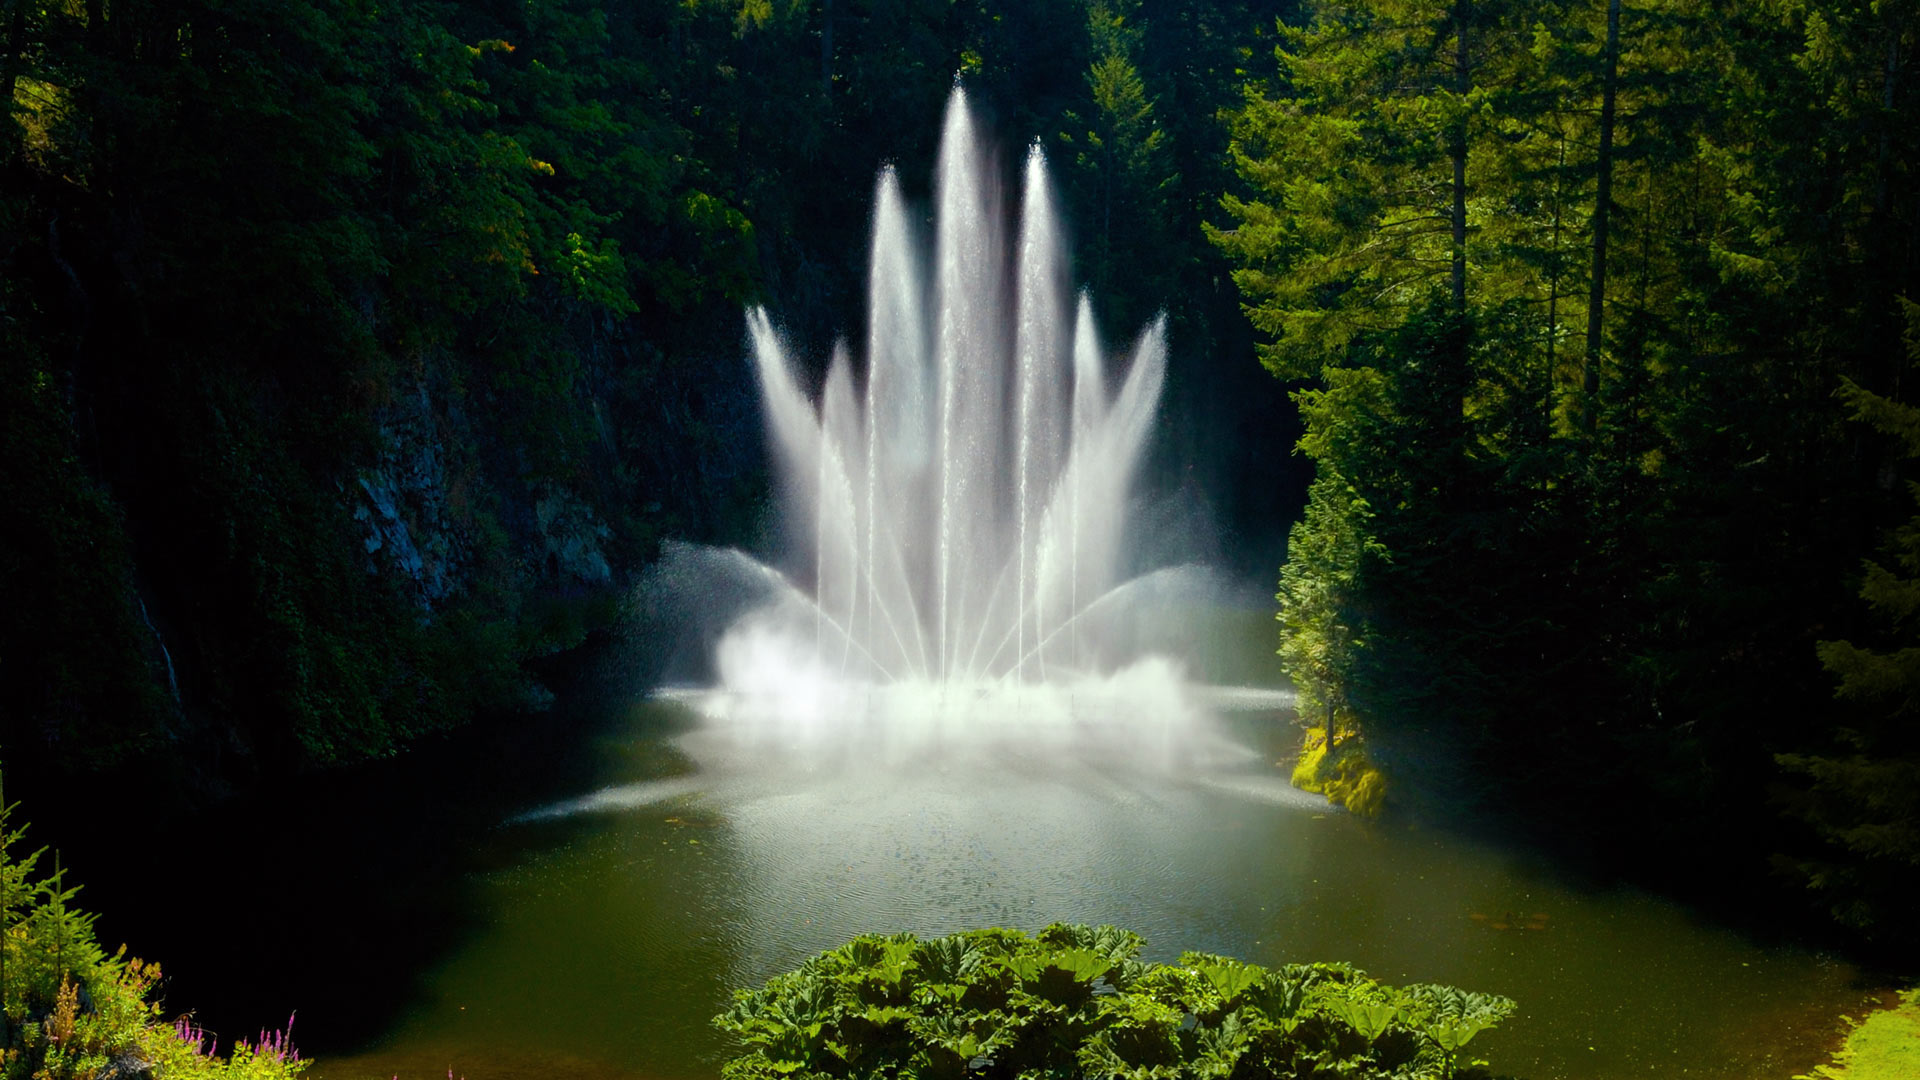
[1061,0,1178,332]
[1209,0,1517,375]
[1212,0,1919,838]
[1780,299,1920,943]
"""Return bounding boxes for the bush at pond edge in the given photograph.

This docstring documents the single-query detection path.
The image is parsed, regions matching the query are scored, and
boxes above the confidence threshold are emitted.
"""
[716,924,1514,1079]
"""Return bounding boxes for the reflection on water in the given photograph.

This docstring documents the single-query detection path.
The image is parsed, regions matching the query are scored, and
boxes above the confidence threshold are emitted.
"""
[315,700,1858,1080]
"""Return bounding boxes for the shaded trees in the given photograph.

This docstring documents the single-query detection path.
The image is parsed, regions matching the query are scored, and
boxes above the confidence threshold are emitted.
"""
[1215,0,1920,944]
[1780,300,1920,942]
[1060,0,1177,332]
[2,0,1299,800]
[0,0,764,779]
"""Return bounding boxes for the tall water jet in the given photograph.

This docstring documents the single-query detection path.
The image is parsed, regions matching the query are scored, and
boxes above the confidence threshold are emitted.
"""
[1014,142,1070,682]
[684,86,1239,767]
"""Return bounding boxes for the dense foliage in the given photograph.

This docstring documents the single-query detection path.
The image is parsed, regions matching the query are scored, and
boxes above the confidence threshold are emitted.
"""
[1780,302,1920,937]
[0,0,1298,793]
[715,924,1515,1080]
[0,778,306,1079]
[8,0,1918,978]
[1210,0,1920,947]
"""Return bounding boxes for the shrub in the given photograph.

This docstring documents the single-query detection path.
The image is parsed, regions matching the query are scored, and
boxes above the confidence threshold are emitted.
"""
[715,924,1513,1080]
[1,774,306,1080]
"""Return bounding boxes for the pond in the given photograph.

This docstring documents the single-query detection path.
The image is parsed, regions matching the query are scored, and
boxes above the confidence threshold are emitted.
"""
[283,689,1865,1080]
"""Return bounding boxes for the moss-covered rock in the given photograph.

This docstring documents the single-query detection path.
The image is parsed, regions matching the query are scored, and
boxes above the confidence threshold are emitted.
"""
[1292,726,1388,817]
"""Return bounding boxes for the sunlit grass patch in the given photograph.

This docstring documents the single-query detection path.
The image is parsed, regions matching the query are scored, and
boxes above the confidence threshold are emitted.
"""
[1801,988,1920,1080]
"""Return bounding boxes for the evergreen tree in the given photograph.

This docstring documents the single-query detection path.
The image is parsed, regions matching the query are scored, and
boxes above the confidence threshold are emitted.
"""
[1779,299,1920,947]
[1060,0,1179,334]
[1213,0,1920,891]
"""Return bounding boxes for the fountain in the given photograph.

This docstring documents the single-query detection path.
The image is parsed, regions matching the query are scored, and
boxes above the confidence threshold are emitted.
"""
[646,87,1282,771]
[408,90,1867,1080]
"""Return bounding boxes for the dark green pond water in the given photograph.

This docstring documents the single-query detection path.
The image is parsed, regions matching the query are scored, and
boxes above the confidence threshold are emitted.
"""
[302,696,1865,1080]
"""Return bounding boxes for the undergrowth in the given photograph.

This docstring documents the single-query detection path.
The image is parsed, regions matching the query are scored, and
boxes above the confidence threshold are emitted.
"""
[716,924,1514,1080]
[1,772,304,1080]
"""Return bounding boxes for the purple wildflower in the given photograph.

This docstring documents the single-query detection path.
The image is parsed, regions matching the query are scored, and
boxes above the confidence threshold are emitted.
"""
[246,1011,301,1063]
[174,1015,216,1057]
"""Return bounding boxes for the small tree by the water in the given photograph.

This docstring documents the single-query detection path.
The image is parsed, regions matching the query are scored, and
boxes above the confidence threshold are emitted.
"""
[715,924,1514,1080]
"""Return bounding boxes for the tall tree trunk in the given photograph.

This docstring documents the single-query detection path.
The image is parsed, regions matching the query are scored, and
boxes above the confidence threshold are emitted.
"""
[2,0,28,161]
[1450,0,1470,319]
[1874,30,1898,218]
[1585,0,1623,420]
[820,0,833,103]
[1871,29,1902,400]
[1548,128,1566,423]
[1102,138,1113,294]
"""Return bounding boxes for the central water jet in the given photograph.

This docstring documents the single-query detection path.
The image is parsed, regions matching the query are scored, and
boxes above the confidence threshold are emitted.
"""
[748,87,1167,684]
[659,86,1272,768]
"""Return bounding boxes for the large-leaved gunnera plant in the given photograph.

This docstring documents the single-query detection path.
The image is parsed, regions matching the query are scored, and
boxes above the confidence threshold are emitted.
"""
[715,924,1515,1080]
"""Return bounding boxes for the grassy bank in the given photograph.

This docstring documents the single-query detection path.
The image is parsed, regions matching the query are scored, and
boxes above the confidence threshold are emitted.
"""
[1802,988,1920,1080]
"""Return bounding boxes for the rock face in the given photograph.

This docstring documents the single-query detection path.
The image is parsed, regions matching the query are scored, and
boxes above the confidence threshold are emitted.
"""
[356,468,444,600]
[351,379,616,615]
[354,384,465,606]
[94,1052,154,1080]
[533,483,614,584]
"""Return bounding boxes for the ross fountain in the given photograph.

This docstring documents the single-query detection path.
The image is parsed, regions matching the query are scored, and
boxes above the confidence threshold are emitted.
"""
[647,87,1284,771]
[456,95,1858,1079]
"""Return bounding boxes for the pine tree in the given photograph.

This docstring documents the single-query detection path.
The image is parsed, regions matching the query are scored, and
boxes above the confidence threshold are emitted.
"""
[1208,0,1521,375]
[1060,0,1178,332]
[1779,298,1920,944]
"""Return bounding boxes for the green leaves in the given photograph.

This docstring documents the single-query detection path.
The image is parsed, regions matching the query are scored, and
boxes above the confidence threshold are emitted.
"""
[1210,0,1491,375]
[914,932,988,986]
[1838,370,1920,460]
[1399,984,1517,1053]
[1057,0,1179,334]
[1320,995,1400,1042]
[1215,0,1920,937]
[1191,957,1263,1005]
[0,787,311,1079]
[1047,947,1117,984]
[559,232,637,316]
[1785,301,1920,934]
[715,926,1513,1080]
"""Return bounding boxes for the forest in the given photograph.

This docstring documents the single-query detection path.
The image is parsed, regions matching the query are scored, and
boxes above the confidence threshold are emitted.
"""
[2,0,1919,1071]
[0,0,1296,780]
[1212,0,1920,954]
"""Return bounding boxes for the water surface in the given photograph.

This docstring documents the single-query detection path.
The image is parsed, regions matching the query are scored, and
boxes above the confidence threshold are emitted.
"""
[310,698,1861,1080]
